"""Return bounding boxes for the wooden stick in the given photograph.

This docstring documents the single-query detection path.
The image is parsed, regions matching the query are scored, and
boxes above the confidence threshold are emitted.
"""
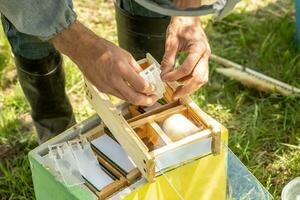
[210,54,300,95]
[149,122,172,144]
[127,100,179,123]
[129,105,186,128]
[85,80,154,182]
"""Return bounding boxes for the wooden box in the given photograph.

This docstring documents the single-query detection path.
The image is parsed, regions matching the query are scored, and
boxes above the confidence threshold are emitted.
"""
[75,124,141,199]
[84,54,223,182]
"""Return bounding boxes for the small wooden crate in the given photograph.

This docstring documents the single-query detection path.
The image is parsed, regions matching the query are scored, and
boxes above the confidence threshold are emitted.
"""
[80,124,141,199]
[85,54,223,182]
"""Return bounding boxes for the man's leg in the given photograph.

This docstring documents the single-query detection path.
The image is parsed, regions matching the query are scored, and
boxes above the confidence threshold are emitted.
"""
[1,16,75,143]
[115,0,170,62]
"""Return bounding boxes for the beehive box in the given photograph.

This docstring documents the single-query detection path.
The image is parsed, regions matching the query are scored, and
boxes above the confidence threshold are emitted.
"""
[84,54,223,182]
[28,54,273,200]
[29,114,229,200]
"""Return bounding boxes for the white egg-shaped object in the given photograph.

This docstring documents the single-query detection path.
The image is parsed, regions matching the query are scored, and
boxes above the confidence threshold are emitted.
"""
[162,114,199,141]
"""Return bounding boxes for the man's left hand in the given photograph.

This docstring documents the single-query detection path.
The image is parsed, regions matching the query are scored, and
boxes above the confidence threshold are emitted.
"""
[161,16,211,100]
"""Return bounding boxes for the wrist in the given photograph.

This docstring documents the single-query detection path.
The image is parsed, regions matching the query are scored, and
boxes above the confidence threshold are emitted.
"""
[170,16,200,26]
[51,21,106,72]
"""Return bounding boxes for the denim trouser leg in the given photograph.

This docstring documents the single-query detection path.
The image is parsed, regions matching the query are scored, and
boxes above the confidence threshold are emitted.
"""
[1,16,75,143]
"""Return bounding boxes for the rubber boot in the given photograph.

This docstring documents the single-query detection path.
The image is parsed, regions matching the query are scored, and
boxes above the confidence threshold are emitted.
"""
[115,0,170,62]
[15,52,75,143]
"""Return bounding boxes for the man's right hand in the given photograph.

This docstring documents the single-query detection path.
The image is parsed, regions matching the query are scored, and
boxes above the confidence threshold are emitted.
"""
[52,21,158,106]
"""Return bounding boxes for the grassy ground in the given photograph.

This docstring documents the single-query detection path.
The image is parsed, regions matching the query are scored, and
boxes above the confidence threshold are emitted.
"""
[0,0,299,199]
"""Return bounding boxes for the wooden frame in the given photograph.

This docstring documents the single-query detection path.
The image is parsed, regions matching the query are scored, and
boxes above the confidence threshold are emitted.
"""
[85,125,141,183]
[84,54,222,182]
[82,125,141,199]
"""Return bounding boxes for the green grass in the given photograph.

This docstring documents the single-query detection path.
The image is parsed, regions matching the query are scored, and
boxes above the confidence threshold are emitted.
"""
[0,0,299,199]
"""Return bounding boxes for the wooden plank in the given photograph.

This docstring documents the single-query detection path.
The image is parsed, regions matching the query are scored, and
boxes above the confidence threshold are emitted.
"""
[85,80,155,182]
[126,168,141,184]
[84,124,105,141]
[150,129,212,157]
[129,105,187,128]
[145,123,162,150]
[163,84,174,102]
[127,100,179,123]
[97,177,128,200]
[134,123,166,151]
[149,122,172,144]
[128,105,143,117]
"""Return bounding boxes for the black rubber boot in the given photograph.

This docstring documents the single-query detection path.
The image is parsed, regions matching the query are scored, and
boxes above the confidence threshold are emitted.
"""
[15,52,76,143]
[115,0,170,62]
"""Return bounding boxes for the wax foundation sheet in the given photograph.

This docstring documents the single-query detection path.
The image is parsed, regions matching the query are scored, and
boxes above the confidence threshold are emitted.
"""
[91,134,136,174]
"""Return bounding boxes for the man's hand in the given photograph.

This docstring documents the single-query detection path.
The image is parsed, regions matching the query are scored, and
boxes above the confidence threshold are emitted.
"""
[52,21,158,106]
[161,17,211,100]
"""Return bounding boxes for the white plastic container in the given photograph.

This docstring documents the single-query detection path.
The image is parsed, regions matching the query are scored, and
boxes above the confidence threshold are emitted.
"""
[282,177,300,200]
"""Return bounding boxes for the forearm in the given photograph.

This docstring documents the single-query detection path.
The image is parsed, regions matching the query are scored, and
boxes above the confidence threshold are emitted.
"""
[52,21,157,106]
[52,21,107,73]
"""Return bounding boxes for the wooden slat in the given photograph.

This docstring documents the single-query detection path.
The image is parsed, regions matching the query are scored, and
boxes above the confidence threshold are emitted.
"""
[126,168,141,184]
[85,80,155,182]
[149,122,172,144]
[129,105,187,128]
[163,84,174,102]
[150,129,212,157]
[84,124,105,141]
[127,100,179,123]
[128,105,143,117]
[97,177,128,200]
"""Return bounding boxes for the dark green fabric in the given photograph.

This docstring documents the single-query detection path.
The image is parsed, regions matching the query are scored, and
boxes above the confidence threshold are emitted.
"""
[1,15,75,143]
[15,52,75,143]
[116,0,170,61]
[121,0,165,17]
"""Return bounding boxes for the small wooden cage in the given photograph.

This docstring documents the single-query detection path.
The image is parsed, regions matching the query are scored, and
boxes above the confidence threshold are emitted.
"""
[84,54,222,182]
